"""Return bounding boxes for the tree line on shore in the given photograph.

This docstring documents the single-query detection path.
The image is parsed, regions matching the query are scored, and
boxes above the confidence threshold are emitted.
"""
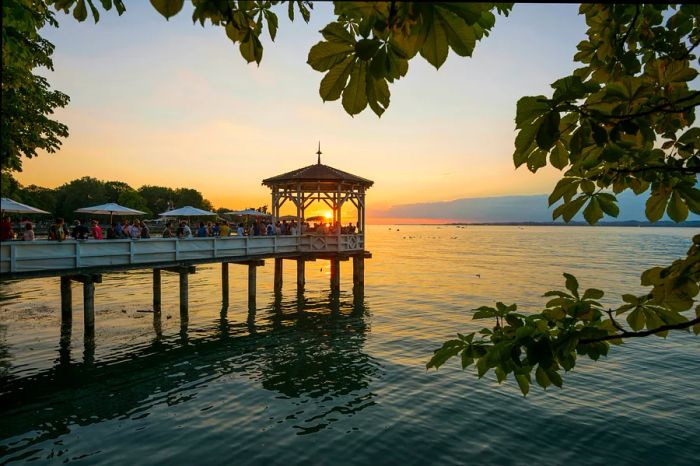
[0,172,232,221]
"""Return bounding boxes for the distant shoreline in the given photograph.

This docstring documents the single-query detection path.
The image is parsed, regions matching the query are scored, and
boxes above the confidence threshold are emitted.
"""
[376,221,700,228]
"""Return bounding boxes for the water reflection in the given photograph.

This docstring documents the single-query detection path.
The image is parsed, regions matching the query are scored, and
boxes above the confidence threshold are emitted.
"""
[0,290,380,458]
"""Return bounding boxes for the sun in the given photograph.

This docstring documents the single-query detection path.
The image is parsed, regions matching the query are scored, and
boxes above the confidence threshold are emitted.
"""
[324,211,332,220]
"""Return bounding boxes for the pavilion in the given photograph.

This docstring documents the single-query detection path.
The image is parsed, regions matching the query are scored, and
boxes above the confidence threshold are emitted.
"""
[262,145,373,241]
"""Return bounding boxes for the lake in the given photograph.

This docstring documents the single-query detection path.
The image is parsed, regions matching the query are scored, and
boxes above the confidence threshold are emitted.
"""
[1,226,698,465]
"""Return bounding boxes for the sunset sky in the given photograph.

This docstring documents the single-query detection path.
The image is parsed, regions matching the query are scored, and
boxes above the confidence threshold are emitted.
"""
[17,3,588,221]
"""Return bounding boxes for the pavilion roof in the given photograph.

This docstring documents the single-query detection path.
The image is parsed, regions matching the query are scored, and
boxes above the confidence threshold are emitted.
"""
[262,162,373,188]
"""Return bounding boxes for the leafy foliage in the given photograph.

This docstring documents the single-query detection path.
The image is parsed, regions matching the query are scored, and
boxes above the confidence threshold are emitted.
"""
[512,4,700,225]
[428,240,700,396]
[1,0,70,172]
[429,3,700,394]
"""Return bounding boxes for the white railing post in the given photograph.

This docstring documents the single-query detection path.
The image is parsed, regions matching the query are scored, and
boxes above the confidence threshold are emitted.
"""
[129,240,135,264]
[273,235,277,253]
[75,242,81,268]
[10,243,16,273]
[213,238,217,258]
[175,239,180,261]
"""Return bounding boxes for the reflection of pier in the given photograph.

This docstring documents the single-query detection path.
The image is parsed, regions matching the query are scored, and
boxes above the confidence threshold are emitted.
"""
[0,293,380,454]
[0,154,373,346]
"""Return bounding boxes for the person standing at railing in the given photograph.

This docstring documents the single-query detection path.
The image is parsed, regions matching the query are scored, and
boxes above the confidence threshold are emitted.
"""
[0,216,13,241]
[106,223,117,239]
[162,222,174,238]
[236,223,244,236]
[91,220,103,240]
[129,220,142,239]
[22,222,35,241]
[49,218,67,241]
[219,221,230,237]
[140,221,150,239]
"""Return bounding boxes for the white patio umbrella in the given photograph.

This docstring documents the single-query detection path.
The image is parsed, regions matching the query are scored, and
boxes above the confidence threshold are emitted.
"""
[159,206,217,217]
[278,215,301,221]
[1,197,50,214]
[75,202,146,223]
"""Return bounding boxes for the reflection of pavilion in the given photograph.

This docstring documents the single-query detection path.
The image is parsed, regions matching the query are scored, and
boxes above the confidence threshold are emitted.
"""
[0,294,380,453]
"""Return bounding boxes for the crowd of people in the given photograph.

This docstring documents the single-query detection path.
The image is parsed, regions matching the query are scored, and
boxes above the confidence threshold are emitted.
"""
[0,215,358,242]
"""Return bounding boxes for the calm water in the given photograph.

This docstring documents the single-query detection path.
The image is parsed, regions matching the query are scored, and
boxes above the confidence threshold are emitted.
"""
[1,226,699,465]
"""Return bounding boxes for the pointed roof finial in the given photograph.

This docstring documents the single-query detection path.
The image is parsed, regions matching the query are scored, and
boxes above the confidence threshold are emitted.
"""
[316,141,322,164]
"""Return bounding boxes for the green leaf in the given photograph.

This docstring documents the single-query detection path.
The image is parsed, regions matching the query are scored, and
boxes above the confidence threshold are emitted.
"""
[319,57,354,102]
[535,365,551,389]
[666,191,688,223]
[646,191,671,222]
[627,308,645,331]
[550,142,568,170]
[545,367,563,388]
[73,0,88,21]
[366,74,390,117]
[515,96,549,128]
[149,0,184,20]
[598,195,620,217]
[436,6,476,57]
[559,196,587,222]
[307,41,354,72]
[515,374,530,396]
[583,197,604,224]
[342,62,368,115]
[513,123,538,168]
[583,288,604,300]
[355,38,380,61]
[239,32,263,64]
[320,22,355,44]
[420,19,449,69]
[264,10,278,41]
[563,273,579,297]
[536,111,560,151]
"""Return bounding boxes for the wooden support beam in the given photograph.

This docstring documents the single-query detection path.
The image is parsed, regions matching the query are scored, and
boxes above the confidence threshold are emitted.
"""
[222,262,229,306]
[330,259,340,291]
[274,258,283,294]
[297,259,305,293]
[60,276,72,323]
[153,269,161,312]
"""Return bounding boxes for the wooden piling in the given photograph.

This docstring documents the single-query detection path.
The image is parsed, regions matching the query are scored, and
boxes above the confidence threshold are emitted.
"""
[330,258,340,291]
[274,258,283,294]
[297,259,305,293]
[222,262,229,306]
[353,255,365,287]
[83,276,95,339]
[60,276,72,322]
[248,263,257,305]
[153,269,161,312]
[179,269,189,318]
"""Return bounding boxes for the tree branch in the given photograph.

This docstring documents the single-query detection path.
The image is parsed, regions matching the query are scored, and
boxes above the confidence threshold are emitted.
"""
[580,316,700,344]
[610,164,700,175]
[619,4,640,50]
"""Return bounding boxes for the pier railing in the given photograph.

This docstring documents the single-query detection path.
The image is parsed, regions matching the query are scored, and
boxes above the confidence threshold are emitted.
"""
[0,234,365,276]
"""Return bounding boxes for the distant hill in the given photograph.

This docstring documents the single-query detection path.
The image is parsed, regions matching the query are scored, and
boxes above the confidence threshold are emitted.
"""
[379,191,700,224]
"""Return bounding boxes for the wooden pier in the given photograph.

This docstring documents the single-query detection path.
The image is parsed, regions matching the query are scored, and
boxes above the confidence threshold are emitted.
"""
[0,153,373,346]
